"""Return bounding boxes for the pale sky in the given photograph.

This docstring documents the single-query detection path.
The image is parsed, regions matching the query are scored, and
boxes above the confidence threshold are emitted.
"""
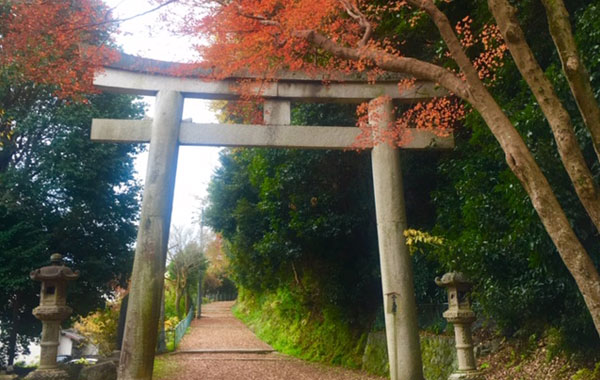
[105,0,221,229]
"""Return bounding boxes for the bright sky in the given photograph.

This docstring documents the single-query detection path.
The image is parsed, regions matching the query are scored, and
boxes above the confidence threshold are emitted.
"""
[105,0,221,229]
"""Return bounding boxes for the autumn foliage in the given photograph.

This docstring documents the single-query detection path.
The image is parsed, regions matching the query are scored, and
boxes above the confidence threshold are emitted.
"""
[170,0,506,147]
[0,0,117,99]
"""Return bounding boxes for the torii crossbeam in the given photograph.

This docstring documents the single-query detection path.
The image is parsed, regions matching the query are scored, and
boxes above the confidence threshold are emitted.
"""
[91,54,453,380]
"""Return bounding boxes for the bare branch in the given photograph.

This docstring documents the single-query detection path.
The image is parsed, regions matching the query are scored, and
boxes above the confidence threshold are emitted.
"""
[338,0,372,47]
[59,0,181,33]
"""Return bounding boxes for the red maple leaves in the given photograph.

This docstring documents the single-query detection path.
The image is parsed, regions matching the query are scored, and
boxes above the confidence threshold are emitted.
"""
[171,0,505,147]
[1,0,118,100]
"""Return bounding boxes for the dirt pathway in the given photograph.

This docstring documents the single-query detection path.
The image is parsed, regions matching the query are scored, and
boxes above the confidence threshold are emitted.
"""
[155,301,385,380]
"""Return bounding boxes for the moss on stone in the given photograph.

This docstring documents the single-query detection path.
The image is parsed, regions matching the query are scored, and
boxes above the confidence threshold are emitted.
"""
[421,333,457,380]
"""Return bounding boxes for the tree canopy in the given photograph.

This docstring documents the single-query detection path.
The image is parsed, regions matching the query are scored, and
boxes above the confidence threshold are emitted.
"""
[0,89,144,366]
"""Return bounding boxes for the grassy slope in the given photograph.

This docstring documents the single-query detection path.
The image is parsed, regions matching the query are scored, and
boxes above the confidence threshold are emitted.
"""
[233,288,368,369]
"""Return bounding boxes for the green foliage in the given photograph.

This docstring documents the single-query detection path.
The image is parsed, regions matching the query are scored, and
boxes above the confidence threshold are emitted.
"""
[152,356,177,380]
[206,102,447,333]
[234,287,368,368]
[166,232,206,319]
[74,298,121,355]
[431,0,600,349]
[361,331,388,376]
[163,284,180,322]
[420,334,457,380]
[206,103,383,322]
[0,90,144,365]
[236,288,457,378]
[571,362,600,380]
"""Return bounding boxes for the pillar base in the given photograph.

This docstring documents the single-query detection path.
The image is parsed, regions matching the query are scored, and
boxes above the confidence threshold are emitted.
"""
[24,368,70,380]
[449,370,485,380]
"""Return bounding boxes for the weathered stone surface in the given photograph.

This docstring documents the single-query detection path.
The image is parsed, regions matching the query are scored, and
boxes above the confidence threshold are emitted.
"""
[28,255,78,380]
[58,363,83,380]
[448,371,485,380]
[79,362,117,380]
[361,331,458,380]
[93,66,442,102]
[437,272,483,380]
[370,97,423,380]
[117,90,184,380]
[421,334,457,380]
[24,369,70,380]
[263,100,291,125]
[91,119,455,150]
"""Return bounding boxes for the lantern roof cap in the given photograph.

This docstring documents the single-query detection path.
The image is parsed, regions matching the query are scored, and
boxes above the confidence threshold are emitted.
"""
[30,253,80,282]
[435,272,472,288]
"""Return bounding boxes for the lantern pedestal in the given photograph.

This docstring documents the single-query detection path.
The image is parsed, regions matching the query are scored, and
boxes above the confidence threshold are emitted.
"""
[436,272,484,380]
[449,371,486,380]
[0,371,18,380]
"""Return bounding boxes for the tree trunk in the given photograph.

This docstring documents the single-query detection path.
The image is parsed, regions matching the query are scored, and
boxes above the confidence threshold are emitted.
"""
[469,85,600,336]
[540,0,600,162]
[175,289,182,320]
[488,0,600,236]
[413,0,600,338]
[7,297,20,366]
[184,288,191,315]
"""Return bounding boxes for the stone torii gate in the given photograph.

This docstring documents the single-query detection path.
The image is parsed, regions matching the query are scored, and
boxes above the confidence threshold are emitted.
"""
[90,55,453,380]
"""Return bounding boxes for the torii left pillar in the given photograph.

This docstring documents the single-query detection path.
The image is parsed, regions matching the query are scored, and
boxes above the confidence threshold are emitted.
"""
[118,90,183,380]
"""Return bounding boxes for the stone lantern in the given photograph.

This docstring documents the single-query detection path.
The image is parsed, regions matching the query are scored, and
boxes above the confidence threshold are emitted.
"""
[435,272,483,380]
[26,254,79,380]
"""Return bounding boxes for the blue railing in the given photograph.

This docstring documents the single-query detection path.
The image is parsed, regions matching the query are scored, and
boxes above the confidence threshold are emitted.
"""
[174,308,194,348]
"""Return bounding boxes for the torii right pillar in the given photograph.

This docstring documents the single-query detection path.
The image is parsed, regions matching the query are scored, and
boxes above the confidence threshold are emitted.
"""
[370,96,424,380]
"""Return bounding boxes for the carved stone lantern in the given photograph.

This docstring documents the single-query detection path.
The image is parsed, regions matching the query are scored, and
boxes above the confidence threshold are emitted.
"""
[435,272,484,380]
[25,254,79,380]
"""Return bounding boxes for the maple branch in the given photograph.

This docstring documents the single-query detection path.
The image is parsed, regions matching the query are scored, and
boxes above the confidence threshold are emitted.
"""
[406,0,482,87]
[540,0,600,163]
[106,0,180,25]
[217,0,281,27]
[338,0,372,47]
[295,29,469,100]
[214,1,285,46]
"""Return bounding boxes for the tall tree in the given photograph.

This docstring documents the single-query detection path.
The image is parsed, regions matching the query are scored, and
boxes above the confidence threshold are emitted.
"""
[0,90,143,366]
[171,0,600,336]
[166,227,206,318]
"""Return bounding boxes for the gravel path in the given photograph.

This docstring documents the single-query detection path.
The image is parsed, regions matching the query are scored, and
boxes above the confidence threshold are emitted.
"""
[155,301,386,380]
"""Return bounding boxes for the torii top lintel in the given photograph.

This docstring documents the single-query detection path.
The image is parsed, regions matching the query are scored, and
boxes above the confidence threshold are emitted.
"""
[94,53,444,103]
